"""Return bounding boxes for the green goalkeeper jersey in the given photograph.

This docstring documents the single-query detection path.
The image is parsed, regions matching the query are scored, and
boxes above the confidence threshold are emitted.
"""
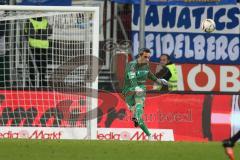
[122,60,158,95]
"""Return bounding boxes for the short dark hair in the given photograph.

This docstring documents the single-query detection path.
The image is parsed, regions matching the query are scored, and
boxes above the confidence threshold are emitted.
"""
[139,48,151,56]
[160,54,171,61]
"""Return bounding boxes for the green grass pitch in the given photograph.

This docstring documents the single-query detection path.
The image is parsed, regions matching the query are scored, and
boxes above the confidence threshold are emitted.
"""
[0,140,239,160]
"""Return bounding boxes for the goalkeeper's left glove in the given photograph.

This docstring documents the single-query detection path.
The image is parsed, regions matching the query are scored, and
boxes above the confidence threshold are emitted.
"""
[156,79,168,86]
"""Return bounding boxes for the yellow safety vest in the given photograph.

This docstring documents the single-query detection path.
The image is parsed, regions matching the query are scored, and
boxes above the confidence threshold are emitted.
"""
[28,18,49,49]
[166,64,178,91]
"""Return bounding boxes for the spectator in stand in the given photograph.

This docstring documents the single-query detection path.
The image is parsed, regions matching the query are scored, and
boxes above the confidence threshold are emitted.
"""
[24,17,52,88]
[153,54,178,91]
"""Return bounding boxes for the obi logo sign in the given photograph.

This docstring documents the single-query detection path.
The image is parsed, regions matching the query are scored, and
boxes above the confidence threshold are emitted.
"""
[176,64,240,92]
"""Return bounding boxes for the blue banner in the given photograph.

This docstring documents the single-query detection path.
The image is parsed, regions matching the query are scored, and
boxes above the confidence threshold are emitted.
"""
[113,0,237,5]
[0,0,9,5]
[18,0,72,6]
[132,5,240,64]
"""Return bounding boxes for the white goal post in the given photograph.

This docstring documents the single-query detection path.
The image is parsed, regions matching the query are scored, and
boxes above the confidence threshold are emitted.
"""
[0,5,99,140]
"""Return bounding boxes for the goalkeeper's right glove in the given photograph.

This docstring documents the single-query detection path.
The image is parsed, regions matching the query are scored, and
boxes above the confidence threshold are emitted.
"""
[156,79,168,86]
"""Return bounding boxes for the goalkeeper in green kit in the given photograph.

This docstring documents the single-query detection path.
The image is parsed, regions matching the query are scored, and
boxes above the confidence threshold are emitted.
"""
[122,48,168,140]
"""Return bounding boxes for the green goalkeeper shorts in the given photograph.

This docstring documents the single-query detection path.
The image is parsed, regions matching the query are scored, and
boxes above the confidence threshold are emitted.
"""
[125,86,146,111]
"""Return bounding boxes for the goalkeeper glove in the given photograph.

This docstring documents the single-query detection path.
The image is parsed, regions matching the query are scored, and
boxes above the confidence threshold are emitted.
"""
[156,79,168,86]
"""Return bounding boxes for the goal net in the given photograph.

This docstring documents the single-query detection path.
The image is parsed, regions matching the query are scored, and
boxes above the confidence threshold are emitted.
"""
[0,5,99,139]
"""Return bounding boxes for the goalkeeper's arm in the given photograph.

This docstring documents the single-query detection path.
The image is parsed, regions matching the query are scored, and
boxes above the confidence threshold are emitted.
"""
[148,71,168,86]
